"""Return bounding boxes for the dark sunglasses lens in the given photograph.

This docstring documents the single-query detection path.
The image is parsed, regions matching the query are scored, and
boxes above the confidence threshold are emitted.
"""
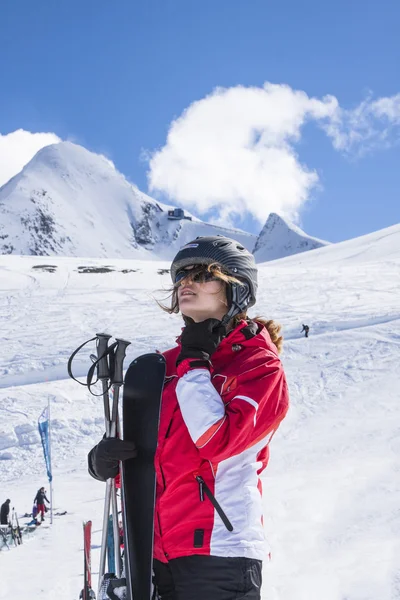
[205,271,217,281]
[175,266,218,284]
[192,271,217,283]
[175,270,188,284]
[192,272,202,282]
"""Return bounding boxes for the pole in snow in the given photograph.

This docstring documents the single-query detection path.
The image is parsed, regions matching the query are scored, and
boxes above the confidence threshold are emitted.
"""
[48,396,53,525]
[38,401,53,525]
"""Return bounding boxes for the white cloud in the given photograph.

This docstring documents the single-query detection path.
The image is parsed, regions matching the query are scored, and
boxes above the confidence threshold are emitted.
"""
[0,129,61,188]
[372,93,400,123]
[325,92,400,153]
[148,83,400,226]
[148,84,337,224]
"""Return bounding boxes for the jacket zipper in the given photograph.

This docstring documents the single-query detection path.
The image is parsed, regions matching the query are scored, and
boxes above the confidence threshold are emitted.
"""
[160,418,173,490]
[196,476,233,532]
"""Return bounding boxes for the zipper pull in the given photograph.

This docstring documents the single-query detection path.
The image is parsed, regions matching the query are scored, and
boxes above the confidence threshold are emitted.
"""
[196,475,204,501]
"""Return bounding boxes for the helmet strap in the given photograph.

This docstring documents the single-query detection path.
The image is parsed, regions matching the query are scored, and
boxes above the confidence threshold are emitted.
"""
[221,282,251,326]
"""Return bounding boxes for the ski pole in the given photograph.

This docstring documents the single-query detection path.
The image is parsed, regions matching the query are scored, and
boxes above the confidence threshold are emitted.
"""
[99,484,112,588]
[98,337,131,592]
[97,333,115,588]
[109,338,131,436]
[96,333,113,435]
[68,334,128,597]
[110,339,131,578]
[111,338,130,577]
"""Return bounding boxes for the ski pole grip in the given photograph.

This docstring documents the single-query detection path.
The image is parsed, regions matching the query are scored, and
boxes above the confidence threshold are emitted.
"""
[113,338,131,385]
[96,333,112,379]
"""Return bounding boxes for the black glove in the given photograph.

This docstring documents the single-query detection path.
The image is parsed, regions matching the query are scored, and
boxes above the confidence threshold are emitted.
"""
[176,318,226,366]
[88,437,137,482]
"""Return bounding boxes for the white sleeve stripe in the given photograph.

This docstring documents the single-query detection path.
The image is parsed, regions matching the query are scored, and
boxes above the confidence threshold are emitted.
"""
[176,369,225,445]
[232,395,258,411]
[231,395,258,425]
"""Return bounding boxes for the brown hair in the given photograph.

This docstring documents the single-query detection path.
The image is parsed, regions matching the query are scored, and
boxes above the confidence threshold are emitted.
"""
[232,313,283,354]
[157,263,283,354]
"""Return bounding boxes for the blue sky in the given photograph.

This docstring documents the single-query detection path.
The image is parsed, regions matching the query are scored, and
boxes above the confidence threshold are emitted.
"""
[0,0,399,242]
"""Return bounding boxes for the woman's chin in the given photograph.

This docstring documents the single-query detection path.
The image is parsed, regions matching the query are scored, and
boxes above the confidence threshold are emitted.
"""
[181,307,203,321]
[181,309,196,319]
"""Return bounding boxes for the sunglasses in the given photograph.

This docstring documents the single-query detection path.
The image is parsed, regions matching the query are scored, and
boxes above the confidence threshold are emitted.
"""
[174,266,220,285]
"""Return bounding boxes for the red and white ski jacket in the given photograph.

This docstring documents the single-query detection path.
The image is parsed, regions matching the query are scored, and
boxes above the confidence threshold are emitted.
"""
[154,319,289,563]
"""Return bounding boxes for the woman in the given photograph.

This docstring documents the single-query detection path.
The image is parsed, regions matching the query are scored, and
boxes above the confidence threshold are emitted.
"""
[89,235,289,600]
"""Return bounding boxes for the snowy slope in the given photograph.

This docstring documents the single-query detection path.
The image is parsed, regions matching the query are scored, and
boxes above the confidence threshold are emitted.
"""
[0,222,399,600]
[267,220,400,265]
[0,142,255,259]
[253,212,330,261]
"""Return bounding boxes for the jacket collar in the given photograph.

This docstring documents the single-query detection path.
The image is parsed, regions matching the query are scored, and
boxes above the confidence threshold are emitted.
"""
[215,319,271,353]
[165,319,276,377]
[176,318,274,356]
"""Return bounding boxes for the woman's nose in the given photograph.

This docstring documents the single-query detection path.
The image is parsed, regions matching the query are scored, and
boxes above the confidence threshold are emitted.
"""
[180,277,192,285]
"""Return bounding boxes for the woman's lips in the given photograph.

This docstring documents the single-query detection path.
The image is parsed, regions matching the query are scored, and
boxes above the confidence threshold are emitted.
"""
[179,288,196,297]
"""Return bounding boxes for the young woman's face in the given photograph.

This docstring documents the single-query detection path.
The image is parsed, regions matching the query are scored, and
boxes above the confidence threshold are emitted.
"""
[175,265,228,322]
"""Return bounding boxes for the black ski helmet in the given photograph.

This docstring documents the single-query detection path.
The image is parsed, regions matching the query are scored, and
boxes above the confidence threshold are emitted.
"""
[170,235,258,324]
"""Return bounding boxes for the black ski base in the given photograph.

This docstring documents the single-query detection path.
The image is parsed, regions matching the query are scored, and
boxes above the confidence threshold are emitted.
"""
[121,353,166,600]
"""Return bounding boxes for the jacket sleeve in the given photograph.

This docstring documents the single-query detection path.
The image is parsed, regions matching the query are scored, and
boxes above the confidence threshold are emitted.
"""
[175,349,289,463]
[44,495,50,503]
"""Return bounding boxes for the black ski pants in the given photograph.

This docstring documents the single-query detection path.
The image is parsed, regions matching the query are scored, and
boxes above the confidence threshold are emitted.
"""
[153,555,262,600]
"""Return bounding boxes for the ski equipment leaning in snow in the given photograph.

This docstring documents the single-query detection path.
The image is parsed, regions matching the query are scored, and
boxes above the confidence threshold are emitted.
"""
[11,507,22,545]
[88,235,290,600]
[68,333,132,599]
[80,520,96,600]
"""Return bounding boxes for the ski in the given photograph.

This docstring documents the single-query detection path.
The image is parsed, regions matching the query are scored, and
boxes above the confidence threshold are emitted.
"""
[11,508,23,545]
[121,353,166,600]
[80,521,96,600]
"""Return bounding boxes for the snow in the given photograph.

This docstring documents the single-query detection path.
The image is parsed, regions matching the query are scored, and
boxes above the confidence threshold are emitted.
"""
[253,212,329,262]
[0,221,400,599]
[0,141,256,259]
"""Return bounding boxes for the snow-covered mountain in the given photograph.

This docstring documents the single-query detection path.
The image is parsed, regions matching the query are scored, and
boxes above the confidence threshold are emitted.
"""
[0,141,332,264]
[0,142,256,259]
[253,212,330,262]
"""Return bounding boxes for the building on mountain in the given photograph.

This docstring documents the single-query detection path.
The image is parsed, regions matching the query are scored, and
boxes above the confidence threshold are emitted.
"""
[167,208,192,221]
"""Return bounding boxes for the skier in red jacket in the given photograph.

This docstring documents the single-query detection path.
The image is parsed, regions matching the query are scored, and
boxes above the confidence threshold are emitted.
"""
[89,236,289,600]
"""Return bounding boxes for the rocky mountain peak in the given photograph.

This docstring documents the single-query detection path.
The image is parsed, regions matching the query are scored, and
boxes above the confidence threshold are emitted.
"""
[253,213,330,262]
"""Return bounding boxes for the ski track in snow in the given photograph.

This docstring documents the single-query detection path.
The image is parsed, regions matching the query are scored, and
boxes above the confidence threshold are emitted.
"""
[0,234,400,600]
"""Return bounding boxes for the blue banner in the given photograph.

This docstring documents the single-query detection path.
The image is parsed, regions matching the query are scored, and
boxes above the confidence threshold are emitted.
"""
[38,406,52,482]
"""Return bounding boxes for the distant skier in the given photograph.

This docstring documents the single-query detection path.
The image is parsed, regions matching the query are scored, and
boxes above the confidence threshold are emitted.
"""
[0,499,11,525]
[88,236,290,600]
[301,324,310,338]
[34,487,50,522]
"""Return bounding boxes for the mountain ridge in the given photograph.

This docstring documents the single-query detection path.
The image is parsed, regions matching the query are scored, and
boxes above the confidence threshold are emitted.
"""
[0,142,256,259]
[0,141,330,262]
